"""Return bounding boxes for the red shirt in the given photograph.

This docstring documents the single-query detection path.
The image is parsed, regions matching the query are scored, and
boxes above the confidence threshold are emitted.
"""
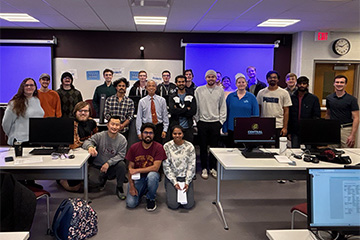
[126,141,166,169]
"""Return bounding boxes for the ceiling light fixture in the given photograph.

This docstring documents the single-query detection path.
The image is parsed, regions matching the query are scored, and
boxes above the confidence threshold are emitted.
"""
[134,16,167,25]
[257,19,300,27]
[0,13,39,22]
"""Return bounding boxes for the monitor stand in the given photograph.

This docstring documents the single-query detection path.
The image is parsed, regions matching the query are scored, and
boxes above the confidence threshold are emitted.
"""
[239,146,277,159]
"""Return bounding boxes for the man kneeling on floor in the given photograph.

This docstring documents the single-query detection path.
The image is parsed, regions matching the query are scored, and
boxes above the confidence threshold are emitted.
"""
[125,122,167,211]
[82,116,127,200]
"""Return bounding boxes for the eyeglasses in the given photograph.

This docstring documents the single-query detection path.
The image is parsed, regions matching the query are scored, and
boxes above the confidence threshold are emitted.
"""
[162,74,170,77]
[41,78,50,81]
[24,84,35,87]
[78,110,90,113]
[143,131,154,135]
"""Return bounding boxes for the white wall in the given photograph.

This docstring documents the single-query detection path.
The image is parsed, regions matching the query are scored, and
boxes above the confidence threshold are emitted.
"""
[291,31,360,146]
[291,31,360,90]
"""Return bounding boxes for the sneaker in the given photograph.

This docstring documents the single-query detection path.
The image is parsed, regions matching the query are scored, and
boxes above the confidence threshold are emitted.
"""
[116,186,126,200]
[210,169,217,178]
[201,169,208,179]
[99,179,107,191]
[146,199,157,212]
[277,180,286,184]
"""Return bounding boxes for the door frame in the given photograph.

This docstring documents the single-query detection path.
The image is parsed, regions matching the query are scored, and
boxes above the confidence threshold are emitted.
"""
[313,60,360,147]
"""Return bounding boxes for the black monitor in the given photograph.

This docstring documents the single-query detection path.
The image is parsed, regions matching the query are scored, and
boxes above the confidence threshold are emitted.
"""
[307,168,360,237]
[29,118,74,150]
[233,117,276,154]
[300,119,340,151]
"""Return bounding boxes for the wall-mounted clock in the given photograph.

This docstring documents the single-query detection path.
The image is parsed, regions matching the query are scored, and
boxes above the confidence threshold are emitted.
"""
[332,38,350,56]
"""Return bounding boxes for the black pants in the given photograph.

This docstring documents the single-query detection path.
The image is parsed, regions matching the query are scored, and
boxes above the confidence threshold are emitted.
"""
[88,161,126,188]
[197,121,221,170]
[154,123,164,144]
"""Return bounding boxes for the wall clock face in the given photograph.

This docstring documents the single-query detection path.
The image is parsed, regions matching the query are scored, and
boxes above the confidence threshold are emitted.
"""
[332,38,350,56]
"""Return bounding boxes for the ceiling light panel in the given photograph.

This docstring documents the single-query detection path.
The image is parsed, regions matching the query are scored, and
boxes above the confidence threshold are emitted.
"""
[134,16,167,25]
[0,13,39,22]
[257,19,300,27]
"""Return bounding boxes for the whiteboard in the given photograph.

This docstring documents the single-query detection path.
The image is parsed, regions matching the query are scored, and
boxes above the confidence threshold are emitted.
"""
[54,58,183,100]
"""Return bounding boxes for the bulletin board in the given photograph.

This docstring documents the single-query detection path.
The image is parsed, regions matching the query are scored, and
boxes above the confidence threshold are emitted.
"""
[54,58,183,100]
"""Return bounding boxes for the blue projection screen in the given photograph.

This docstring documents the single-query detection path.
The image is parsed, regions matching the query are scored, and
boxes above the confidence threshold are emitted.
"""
[0,45,52,104]
[185,44,274,88]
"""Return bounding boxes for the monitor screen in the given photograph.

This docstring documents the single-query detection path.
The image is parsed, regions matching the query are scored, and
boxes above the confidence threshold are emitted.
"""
[300,119,340,146]
[29,118,74,146]
[233,117,276,144]
[307,168,360,234]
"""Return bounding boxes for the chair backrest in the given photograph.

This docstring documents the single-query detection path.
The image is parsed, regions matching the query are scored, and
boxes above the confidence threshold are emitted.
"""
[85,99,97,118]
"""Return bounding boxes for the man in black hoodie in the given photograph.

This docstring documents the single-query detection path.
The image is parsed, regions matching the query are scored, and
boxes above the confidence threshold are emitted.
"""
[288,76,321,147]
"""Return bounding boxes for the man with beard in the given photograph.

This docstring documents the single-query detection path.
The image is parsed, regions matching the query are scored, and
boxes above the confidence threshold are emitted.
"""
[104,78,135,139]
[246,66,267,96]
[194,70,226,180]
[82,116,128,200]
[257,70,292,147]
[325,75,359,148]
[169,75,197,142]
[92,69,117,117]
[37,73,62,117]
[126,123,167,211]
[288,76,321,148]
[136,80,169,144]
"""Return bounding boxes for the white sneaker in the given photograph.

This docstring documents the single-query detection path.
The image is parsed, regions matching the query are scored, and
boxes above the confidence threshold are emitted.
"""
[201,169,208,179]
[210,169,217,178]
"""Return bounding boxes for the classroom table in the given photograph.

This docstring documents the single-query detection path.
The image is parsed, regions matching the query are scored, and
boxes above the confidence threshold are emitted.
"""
[0,147,90,201]
[0,231,30,240]
[210,148,360,230]
[266,229,316,240]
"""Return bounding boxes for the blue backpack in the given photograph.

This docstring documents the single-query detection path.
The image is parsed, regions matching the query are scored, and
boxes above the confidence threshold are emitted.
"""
[52,198,98,240]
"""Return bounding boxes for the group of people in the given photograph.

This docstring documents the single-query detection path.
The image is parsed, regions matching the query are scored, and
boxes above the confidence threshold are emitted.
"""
[1,65,359,211]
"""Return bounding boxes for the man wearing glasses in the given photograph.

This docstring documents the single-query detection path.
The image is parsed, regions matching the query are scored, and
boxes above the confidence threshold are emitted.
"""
[37,73,62,117]
[156,70,177,106]
[126,123,167,211]
[256,70,292,147]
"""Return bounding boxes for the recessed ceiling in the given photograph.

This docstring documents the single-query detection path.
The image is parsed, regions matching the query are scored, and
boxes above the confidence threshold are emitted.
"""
[0,0,358,33]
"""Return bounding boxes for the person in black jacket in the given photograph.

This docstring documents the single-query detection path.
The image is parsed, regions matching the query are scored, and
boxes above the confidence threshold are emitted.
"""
[288,76,321,148]
[245,66,267,96]
[168,75,197,142]
[156,70,177,106]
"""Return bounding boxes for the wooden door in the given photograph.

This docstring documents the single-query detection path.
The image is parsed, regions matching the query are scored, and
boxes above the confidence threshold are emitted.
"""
[314,63,355,118]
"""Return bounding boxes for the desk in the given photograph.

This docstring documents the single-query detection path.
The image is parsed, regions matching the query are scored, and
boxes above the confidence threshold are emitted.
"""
[0,147,90,201]
[210,148,360,230]
[0,231,29,240]
[266,229,316,240]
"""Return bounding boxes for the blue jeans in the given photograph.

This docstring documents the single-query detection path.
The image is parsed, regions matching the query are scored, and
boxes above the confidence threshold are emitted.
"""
[126,172,160,208]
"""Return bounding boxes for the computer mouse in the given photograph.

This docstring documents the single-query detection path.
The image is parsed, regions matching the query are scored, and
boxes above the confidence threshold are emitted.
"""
[68,155,75,159]
[312,157,319,164]
[303,155,312,162]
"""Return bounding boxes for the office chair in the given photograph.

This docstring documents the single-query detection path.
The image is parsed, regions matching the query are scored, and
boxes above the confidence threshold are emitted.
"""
[290,202,307,229]
[85,99,97,118]
[26,186,51,234]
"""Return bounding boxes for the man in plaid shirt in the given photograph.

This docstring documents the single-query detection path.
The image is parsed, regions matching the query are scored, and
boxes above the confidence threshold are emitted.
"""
[104,77,135,139]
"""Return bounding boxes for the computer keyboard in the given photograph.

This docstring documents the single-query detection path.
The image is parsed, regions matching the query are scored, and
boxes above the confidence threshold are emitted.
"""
[29,148,69,155]
[241,150,278,159]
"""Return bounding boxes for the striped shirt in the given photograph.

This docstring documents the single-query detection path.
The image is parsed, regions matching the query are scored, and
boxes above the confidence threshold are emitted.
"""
[104,95,135,133]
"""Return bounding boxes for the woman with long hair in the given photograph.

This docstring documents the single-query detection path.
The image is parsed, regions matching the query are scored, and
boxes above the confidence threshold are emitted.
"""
[163,125,196,210]
[2,78,44,146]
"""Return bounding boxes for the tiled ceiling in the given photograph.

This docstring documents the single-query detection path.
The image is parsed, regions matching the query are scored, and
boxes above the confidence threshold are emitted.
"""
[0,0,359,33]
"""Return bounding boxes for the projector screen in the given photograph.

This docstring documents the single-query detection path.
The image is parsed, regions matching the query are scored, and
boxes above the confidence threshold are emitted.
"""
[0,45,53,104]
[185,43,274,88]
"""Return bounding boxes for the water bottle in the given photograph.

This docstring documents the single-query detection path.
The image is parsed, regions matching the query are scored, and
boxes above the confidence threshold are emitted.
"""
[279,137,287,156]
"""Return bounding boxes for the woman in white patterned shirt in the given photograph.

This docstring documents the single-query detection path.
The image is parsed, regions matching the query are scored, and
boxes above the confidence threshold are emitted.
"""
[163,125,196,209]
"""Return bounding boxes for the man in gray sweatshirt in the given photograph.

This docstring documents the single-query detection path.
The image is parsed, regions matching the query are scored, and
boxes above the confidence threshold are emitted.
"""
[194,69,226,180]
[83,116,128,200]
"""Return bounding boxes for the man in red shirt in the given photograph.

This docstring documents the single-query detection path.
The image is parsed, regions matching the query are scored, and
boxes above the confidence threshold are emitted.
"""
[126,122,167,211]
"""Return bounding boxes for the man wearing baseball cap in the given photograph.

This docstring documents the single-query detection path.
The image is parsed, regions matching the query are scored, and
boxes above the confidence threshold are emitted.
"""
[57,72,83,118]
[194,69,226,180]
[37,73,62,117]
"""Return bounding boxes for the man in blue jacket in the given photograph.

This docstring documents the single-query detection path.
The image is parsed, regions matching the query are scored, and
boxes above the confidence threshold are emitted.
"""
[288,76,321,148]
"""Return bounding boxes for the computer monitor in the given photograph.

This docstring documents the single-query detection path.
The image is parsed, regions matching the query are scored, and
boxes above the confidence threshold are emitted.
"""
[233,117,276,151]
[307,168,360,237]
[300,119,340,150]
[29,118,74,149]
